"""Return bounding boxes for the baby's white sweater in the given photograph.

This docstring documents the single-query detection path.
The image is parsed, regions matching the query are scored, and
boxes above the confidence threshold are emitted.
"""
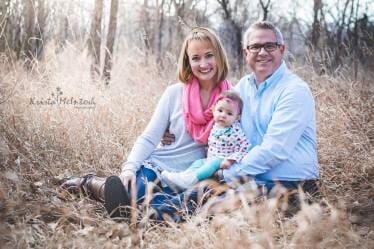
[122,83,206,173]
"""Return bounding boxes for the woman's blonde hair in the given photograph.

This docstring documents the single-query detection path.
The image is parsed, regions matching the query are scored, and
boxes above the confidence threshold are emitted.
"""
[177,27,229,84]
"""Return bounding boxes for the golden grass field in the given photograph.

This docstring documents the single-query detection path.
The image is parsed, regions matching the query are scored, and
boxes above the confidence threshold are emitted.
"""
[0,42,373,248]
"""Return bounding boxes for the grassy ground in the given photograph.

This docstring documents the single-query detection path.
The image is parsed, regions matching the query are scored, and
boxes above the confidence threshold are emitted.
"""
[0,43,373,248]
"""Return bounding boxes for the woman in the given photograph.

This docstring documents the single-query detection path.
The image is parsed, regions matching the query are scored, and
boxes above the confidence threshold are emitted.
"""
[62,27,231,221]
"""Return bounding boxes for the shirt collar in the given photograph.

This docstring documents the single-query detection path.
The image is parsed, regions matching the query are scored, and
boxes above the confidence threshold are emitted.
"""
[249,60,287,94]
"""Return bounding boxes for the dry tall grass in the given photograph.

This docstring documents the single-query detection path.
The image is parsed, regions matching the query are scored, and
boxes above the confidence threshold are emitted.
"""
[0,42,373,248]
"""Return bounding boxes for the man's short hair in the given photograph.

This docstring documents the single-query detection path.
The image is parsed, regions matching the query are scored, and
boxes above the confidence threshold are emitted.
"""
[243,21,284,48]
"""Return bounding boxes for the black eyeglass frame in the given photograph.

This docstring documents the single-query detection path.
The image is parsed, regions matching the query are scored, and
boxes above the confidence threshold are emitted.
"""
[246,42,282,53]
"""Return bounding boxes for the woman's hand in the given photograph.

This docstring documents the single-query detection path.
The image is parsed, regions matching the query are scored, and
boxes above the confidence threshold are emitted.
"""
[119,170,136,190]
[160,129,175,146]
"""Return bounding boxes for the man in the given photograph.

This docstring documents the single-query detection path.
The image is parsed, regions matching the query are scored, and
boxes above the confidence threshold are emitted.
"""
[223,21,319,195]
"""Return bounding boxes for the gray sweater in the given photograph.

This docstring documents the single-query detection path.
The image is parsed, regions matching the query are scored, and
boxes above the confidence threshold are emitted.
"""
[121,83,206,174]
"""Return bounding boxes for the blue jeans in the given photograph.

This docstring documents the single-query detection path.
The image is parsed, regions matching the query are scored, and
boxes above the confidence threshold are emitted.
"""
[128,166,158,204]
[128,166,209,222]
[130,167,319,222]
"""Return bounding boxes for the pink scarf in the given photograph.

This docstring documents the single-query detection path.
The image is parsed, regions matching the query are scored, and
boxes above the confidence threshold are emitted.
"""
[183,77,232,144]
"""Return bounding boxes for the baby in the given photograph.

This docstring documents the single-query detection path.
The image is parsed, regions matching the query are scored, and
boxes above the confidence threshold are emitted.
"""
[161,91,250,191]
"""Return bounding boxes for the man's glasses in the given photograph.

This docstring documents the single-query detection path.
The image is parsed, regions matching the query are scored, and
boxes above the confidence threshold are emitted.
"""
[246,42,280,53]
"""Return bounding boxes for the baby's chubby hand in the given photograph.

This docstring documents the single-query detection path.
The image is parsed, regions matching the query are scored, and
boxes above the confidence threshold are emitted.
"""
[220,159,235,169]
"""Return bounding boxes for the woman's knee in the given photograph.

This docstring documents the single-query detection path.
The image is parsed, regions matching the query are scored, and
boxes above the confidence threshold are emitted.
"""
[137,167,158,182]
[133,167,159,202]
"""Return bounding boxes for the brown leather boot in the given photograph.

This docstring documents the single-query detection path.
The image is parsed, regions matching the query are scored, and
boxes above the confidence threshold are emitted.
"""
[61,175,131,218]
[104,175,131,218]
[61,174,106,202]
[85,175,106,201]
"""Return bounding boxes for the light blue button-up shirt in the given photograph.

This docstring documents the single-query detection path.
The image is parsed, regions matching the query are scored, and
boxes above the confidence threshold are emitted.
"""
[224,61,319,182]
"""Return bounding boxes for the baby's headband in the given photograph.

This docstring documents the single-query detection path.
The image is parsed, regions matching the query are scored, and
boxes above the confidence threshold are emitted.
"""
[216,96,241,114]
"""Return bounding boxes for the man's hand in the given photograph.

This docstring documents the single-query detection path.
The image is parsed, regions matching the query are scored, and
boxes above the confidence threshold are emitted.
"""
[160,130,175,146]
[119,170,136,190]
[220,159,235,169]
